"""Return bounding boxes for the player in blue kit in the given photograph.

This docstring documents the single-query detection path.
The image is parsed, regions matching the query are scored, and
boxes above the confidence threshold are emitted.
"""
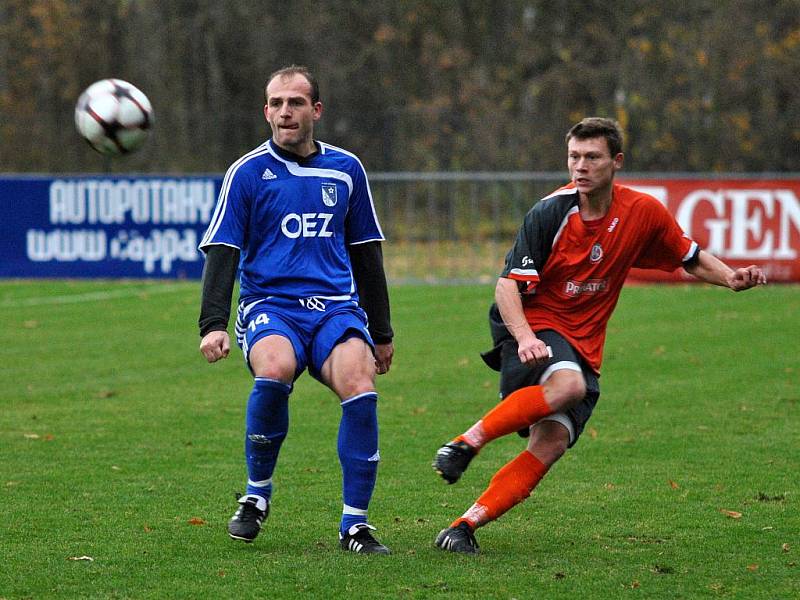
[198,65,394,554]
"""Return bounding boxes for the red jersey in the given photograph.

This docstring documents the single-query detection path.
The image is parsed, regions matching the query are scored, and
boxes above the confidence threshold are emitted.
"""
[501,183,698,372]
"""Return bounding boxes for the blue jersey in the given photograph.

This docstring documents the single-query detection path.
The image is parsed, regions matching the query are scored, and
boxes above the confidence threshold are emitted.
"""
[200,139,384,303]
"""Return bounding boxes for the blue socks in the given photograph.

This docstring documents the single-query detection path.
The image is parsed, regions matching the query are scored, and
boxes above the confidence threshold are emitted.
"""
[338,392,380,534]
[242,382,379,534]
[244,378,291,503]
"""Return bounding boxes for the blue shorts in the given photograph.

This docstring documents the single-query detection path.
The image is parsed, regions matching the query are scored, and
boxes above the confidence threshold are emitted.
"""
[235,296,374,381]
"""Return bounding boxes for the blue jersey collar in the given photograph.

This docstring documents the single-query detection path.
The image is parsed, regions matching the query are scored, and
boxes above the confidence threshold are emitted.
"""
[268,139,321,164]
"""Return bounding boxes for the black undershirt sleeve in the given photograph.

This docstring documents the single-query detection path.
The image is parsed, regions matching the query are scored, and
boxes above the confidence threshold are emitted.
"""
[349,241,393,344]
[682,244,701,269]
[198,245,240,337]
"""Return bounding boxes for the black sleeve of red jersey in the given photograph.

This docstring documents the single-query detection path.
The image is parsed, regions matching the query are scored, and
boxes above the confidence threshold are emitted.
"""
[350,241,394,344]
[682,244,701,268]
[198,245,239,337]
[501,192,579,291]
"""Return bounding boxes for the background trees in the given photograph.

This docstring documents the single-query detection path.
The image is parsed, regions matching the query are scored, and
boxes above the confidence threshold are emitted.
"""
[1,0,798,174]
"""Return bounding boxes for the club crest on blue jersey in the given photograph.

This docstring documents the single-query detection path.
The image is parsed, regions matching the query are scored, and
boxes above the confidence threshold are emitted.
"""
[590,242,603,263]
[321,183,338,207]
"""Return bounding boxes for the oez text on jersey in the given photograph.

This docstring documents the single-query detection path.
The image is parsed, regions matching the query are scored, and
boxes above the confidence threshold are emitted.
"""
[280,212,335,239]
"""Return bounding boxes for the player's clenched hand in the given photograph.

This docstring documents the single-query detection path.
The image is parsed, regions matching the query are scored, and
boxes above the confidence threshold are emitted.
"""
[728,265,767,291]
[374,342,394,375]
[517,335,551,366]
[200,330,230,363]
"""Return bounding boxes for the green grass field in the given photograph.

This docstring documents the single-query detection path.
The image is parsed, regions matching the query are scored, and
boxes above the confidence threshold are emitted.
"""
[1,281,797,599]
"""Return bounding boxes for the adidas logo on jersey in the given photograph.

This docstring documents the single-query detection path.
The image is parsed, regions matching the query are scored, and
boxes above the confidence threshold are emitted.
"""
[261,168,277,180]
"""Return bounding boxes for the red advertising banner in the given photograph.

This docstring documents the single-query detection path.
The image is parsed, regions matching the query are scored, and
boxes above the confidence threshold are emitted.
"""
[619,178,800,283]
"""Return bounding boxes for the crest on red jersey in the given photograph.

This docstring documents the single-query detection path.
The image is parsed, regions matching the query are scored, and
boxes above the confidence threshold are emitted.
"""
[590,242,603,263]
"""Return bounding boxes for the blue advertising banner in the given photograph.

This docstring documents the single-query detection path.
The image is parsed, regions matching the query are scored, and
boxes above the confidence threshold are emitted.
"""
[0,175,220,278]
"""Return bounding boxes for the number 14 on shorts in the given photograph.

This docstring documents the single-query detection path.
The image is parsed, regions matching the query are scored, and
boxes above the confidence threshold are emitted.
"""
[248,313,270,331]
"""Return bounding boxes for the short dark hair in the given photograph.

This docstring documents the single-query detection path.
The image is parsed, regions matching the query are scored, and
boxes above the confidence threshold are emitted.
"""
[566,117,624,157]
[264,65,320,104]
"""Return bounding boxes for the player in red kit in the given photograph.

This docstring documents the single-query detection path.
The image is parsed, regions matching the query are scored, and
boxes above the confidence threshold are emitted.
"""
[432,117,767,554]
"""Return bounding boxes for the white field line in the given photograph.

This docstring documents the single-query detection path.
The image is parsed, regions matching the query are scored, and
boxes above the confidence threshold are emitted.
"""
[0,282,195,308]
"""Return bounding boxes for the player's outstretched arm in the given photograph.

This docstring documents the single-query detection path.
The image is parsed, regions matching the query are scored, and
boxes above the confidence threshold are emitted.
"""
[685,250,767,291]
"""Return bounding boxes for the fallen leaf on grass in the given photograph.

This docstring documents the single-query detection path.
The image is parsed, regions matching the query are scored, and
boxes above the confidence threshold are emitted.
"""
[782,543,791,553]
[68,556,94,562]
[747,564,758,572]
[668,480,680,490]
[95,390,117,399]
[187,517,206,526]
[720,509,742,519]
[756,492,786,503]
[143,525,152,533]
[589,427,598,439]
[651,564,674,575]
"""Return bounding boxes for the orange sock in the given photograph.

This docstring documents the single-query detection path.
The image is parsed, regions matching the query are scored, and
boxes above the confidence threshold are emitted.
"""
[452,450,549,529]
[459,385,552,449]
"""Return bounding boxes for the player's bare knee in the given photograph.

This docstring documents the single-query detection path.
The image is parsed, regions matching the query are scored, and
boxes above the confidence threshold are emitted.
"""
[322,337,377,397]
[253,363,294,382]
[333,374,375,400]
[543,372,586,410]
[250,350,296,381]
[249,335,296,382]
[562,376,586,403]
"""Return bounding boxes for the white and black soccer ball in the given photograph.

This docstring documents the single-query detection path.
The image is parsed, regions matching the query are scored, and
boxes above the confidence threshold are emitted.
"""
[75,78,153,156]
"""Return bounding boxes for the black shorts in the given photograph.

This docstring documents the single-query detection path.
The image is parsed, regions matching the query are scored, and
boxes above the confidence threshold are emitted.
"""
[498,329,600,448]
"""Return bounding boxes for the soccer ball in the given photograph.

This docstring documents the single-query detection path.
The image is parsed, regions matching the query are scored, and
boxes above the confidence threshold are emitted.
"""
[75,79,153,156]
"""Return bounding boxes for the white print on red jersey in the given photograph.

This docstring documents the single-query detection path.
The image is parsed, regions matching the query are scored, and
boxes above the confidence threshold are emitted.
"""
[563,278,609,296]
